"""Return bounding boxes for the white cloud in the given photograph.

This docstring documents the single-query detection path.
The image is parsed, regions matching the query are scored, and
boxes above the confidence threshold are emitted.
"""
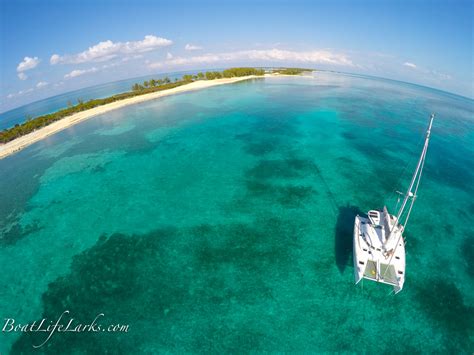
[243,49,353,65]
[101,62,122,69]
[51,35,172,65]
[122,54,143,62]
[50,54,61,65]
[185,44,203,51]
[36,81,48,88]
[17,56,40,72]
[404,62,417,69]
[166,52,173,59]
[64,67,98,79]
[18,72,28,80]
[149,48,353,69]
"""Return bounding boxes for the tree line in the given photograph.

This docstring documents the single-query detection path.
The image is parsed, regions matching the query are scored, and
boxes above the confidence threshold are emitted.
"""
[273,68,312,75]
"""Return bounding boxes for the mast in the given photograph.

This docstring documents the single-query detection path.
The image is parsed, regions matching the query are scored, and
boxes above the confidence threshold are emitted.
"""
[393,113,434,230]
[382,113,434,279]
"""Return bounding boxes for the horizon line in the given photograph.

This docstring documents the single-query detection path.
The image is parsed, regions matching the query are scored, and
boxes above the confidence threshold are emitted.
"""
[1,67,472,116]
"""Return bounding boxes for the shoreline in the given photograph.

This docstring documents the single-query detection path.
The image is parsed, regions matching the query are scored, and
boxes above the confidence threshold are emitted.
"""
[0,75,272,160]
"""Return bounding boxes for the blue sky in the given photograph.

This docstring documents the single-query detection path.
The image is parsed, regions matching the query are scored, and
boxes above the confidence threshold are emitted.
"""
[0,0,472,112]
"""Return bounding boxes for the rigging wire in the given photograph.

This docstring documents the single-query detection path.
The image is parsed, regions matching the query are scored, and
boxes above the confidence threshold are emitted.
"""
[382,114,434,279]
[387,123,426,211]
[403,142,427,230]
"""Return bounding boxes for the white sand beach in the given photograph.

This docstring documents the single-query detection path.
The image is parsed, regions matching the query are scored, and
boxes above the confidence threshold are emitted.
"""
[0,75,270,159]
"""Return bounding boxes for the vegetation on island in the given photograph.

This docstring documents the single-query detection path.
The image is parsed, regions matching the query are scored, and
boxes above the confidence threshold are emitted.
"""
[0,67,309,143]
[272,68,313,75]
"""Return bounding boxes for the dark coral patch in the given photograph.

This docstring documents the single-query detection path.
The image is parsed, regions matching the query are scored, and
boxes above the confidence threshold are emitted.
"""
[244,140,281,156]
[246,158,317,181]
[0,221,43,245]
[461,234,474,278]
[245,180,316,207]
[12,217,304,353]
[12,228,186,353]
[415,280,473,351]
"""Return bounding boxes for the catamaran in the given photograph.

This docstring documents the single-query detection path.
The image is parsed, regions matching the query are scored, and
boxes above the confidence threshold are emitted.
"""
[353,113,435,294]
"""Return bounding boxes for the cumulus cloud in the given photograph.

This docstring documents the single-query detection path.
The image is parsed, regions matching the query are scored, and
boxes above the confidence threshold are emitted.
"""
[51,35,172,65]
[166,52,173,59]
[149,48,353,69]
[185,44,203,51]
[17,56,40,72]
[404,62,417,69]
[36,81,48,88]
[18,72,28,80]
[50,54,61,65]
[64,67,98,79]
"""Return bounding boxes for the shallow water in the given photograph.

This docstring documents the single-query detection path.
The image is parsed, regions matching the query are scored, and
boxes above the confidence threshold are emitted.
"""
[0,69,205,130]
[0,73,473,353]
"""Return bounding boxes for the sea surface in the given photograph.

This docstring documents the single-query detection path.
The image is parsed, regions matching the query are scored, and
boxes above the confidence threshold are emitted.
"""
[0,73,473,353]
[0,70,207,130]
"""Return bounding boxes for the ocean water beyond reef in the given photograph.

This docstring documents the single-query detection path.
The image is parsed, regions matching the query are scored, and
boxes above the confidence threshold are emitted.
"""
[0,73,472,353]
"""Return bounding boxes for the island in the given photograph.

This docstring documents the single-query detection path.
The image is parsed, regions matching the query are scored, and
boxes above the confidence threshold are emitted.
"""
[0,67,312,159]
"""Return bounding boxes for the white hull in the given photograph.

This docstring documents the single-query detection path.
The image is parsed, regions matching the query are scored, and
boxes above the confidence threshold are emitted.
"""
[353,210,406,294]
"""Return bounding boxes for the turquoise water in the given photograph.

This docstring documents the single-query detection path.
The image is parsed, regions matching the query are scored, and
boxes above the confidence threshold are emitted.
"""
[0,73,473,353]
[0,69,209,130]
